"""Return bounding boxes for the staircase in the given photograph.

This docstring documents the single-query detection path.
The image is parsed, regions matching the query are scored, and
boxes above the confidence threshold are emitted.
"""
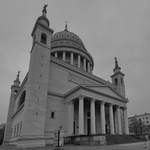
[106,135,146,145]
[65,134,146,146]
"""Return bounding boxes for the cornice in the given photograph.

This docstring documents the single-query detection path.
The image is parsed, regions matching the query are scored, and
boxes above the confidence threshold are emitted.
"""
[47,91,65,98]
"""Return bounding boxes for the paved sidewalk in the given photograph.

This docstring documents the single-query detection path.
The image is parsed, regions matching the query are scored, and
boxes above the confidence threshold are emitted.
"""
[65,141,150,150]
[0,141,150,150]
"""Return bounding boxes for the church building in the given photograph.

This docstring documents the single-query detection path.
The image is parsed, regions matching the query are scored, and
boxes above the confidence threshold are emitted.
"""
[4,6,129,147]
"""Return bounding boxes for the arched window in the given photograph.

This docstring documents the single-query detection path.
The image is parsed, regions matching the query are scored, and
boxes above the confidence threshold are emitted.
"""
[18,91,26,108]
[14,90,18,95]
[40,33,47,44]
[114,78,118,85]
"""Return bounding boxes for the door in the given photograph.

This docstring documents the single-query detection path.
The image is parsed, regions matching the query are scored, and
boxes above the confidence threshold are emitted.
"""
[87,118,91,135]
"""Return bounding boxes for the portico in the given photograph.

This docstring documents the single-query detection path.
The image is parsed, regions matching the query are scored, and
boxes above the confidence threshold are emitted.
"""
[66,86,129,136]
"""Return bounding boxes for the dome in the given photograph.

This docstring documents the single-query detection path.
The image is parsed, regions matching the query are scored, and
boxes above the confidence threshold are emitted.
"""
[51,28,94,71]
[36,15,49,27]
[51,29,87,53]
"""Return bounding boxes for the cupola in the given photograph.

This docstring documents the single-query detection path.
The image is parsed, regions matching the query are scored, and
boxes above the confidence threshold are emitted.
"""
[51,25,94,73]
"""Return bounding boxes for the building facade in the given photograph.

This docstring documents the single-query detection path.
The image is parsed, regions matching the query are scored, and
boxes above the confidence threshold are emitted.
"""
[128,113,150,135]
[4,7,129,147]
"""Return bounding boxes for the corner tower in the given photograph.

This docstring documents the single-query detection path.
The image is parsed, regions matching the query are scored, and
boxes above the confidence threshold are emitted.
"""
[111,57,125,97]
[20,5,53,147]
[4,72,20,143]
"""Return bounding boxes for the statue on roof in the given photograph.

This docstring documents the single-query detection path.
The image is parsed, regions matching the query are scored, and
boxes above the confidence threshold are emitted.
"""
[42,4,48,16]
[114,57,119,68]
[17,71,20,79]
[65,21,68,31]
[113,57,121,72]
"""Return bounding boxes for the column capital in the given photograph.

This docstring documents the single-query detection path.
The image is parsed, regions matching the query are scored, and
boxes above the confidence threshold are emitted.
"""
[68,100,74,105]
[116,105,120,109]
[78,95,84,100]
[123,106,127,110]
[91,98,96,102]
[109,103,113,107]
[101,101,105,105]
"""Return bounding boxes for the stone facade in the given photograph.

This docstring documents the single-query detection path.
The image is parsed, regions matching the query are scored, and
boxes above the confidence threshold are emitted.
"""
[4,7,129,148]
[128,113,150,134]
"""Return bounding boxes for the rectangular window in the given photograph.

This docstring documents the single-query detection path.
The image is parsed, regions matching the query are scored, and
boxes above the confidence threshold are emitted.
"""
[51,112,55,119]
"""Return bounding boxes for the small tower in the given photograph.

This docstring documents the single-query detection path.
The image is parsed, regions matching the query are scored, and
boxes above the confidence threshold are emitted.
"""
[4,72,20,143]
[111,57,125,97]
[20,5,53,146]
[31,4,53,49]
[11,71,20,93]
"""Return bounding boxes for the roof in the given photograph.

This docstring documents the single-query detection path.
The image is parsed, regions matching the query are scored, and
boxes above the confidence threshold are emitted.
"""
[51,29,87,53]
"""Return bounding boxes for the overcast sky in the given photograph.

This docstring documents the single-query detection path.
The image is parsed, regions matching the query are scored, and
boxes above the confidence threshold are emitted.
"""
[0,0,150,123]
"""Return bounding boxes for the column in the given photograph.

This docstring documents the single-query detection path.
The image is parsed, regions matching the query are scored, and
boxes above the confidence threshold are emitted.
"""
[90,99,96,134]
[90,64,93,72]
[124,107,129,134]
[79,96,84,135]
[63,51,66,61]
[78,55,81,68]
[88,62,90,73]
[117,106,122,134]
[100,101,106,134]
[68,101,74,135]
[83,58,86,71]
[109,103,114,134]
[71,52,74,65]
[55,52,58,58]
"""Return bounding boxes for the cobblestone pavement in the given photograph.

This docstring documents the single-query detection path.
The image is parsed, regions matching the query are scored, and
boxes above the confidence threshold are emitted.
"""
[1,141,150,150]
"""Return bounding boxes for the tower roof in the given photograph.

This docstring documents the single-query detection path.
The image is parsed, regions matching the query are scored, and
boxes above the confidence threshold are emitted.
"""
[113,57,121,73]
[111,57,124,78]
[13,71,20,87]
[31,5,54,37]
[35,4,50,27]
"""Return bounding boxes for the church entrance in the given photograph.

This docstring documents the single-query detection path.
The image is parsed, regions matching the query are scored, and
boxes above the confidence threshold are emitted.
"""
[73,121,75,135]
[87,111,91,135]
[87,118,91,135]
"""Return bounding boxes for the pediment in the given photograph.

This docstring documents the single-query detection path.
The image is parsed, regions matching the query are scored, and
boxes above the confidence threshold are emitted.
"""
[85,85,124,100]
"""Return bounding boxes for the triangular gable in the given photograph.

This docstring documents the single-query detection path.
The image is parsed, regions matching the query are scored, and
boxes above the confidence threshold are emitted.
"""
[85,85,124,100]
